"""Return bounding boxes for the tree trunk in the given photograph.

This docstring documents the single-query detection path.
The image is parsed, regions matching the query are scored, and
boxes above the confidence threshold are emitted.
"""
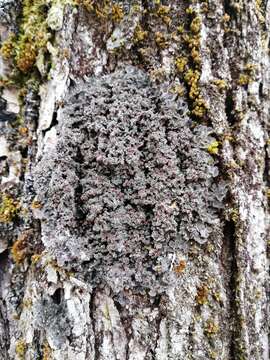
[0,1,269,359]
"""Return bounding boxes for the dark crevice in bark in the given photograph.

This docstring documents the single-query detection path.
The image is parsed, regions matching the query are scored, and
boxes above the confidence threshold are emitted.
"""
[187,316,195,357]
[42,110,59,137]
[153,295,165,357]
[259,82,263,98]
[51,288,63,305]
[89,290,99,360]
[24,88,40,129]
[225,90,237,126]
[112,297,130,359]
[263,144,270,187]
[0,249,8,268]
[223,0,237,21]
[74,147,86,221]
[223,219,237,360]
[32,329,43,360]
[0,298,9,359]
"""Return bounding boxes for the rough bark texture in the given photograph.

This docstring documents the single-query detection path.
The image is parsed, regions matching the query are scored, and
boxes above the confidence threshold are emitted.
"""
[0,0,269,359]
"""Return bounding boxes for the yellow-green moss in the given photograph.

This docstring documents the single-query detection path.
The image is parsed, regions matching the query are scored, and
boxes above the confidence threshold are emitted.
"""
[184,68,200,98]
[31,253,42,265]
[175,57,188,73]
[155,32,168,48]
[0,194,20,223]
[42,341,52,360]
[156,4,171,25]
[207,141,219,155]
[209,350,218,360]
[0,0,52,75]
[31,200,42,209]
[223,13,230,23]
[231,208,239,223]
[238,73,252,86]
[170,84,185,97]
[186,6,195,15]
[177,25,185,34]
[0,33,16,59]
[213,79,228,91]
[15,339,26,360]
[238,64,257,86]
[196,284,209,305]
[111,4,124,22]
[190,46,201,64]
[15,0,52,73]
[183,33,201,50]
[255,0,265,25]
[175,9,206,119]
[22,298,33,309]
[192,96,207,117]
[204,320,220,337]
[190,16,201,34]
[77,0,124,23]
[133,25,148,43]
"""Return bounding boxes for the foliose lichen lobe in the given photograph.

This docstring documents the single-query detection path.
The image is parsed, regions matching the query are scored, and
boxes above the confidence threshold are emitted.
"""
[34,66,226,293]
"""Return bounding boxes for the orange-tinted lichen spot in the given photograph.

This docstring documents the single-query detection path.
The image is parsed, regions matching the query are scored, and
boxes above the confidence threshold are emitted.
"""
[174,260,186,274]
[195,284,209,305]
[11,229,33,264]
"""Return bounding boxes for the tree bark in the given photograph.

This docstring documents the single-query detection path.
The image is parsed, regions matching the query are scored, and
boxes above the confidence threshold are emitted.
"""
[0,0,269,359]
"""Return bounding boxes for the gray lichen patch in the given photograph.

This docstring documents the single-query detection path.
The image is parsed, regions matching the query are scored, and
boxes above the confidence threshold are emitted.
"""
[34,66,226,293]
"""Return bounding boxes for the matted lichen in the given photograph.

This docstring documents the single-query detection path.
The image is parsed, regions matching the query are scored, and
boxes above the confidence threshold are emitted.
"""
[34,66,226,293]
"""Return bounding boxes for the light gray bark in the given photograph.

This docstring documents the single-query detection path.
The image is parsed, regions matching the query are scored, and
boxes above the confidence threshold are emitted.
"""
[0,0,269,359]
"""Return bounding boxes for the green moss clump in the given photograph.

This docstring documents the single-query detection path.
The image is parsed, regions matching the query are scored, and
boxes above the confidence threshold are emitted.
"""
[238,64,257,86]
[111,4,124,22]
[0,194,20,223]
[207,141,219,155]
[204,320,220,337]
[0,33,16,59]
[170,84,185,97]
[190,16,201,34]
[11,235,28,264]
[15,339,26,360]
[184,68,200,99]
[15,0,51,73]
[133,25,148,43]
[238,73,251,86]
[175,57,188,73]
[213,79,228,91]
[184,68,207,117]
[231,208,239,223]
[195,284,209,305]
[175,8,207,119]
[0,0,57,75]
[255,0,265,25]
[156,4,171,25]
[42,341,52,360]
[77,0,124,23]
[155,32,168,49]
[12,229,34,264]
